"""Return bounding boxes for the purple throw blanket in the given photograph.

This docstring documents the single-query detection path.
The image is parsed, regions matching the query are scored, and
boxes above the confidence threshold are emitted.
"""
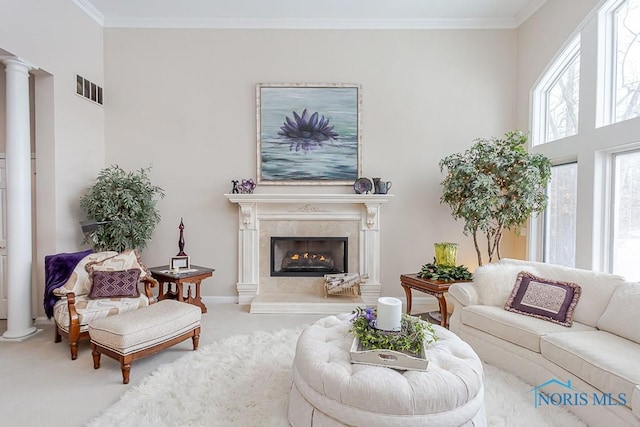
[43,249,93,319]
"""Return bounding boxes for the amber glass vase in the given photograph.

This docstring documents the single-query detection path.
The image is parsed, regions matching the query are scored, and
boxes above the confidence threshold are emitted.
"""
[434,242,458,267]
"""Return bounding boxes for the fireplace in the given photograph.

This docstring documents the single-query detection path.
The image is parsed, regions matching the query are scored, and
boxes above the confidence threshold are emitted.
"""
[271,237,347,277]
[225,193,392,313]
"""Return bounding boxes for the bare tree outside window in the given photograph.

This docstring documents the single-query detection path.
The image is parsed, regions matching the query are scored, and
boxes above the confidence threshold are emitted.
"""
[614,0,640,122]
[546,54,580,142]
[612,150,640,281]
[544,163,578,267]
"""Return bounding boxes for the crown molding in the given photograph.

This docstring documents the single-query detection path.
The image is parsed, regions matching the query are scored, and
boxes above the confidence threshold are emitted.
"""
[101,16,520,30]
[515,0,548,27]
[72,0,105,27]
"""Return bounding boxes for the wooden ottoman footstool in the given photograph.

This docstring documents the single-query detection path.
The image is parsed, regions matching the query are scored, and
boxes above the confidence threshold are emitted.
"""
[88,300,202,384]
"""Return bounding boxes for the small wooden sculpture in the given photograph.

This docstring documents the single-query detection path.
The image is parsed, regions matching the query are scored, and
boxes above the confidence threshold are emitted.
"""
[177,218,187,256]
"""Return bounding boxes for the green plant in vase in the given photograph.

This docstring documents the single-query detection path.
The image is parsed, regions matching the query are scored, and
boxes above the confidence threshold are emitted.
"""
[80,165,165,252]
[418,259,473,281]
[439,130,551,265]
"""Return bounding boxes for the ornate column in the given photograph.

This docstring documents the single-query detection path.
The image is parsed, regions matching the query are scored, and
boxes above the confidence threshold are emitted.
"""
[236,202,258,304]
[360,202,382,305]
[1,57,37,340]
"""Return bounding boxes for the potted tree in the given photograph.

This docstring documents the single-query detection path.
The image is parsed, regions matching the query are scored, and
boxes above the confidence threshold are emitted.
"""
[80,165,165,252]
[439,131,551,266]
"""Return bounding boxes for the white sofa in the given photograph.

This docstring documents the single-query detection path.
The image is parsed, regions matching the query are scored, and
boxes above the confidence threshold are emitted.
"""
[448,258,640,427]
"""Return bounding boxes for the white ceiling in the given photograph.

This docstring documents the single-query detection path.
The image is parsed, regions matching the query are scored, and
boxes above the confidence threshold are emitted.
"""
[75,0,548,29]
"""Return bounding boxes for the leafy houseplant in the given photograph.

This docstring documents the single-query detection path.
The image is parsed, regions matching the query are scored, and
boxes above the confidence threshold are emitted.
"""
[350,307,438,355]
[439,131,551,266]
[418,259,473,282]
[80,165,165,252]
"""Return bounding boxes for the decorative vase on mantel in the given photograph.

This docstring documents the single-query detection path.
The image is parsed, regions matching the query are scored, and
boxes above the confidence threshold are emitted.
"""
[434,242,458,266]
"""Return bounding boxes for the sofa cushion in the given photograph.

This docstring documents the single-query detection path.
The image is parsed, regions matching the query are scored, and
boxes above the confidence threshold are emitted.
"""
[52,251,119,297]
[86,249,151,279]
[504,272,581,327]
[88,268,141,299]
[541,331,640,409]
[498,259,626,327]
[52,293,150,329]
[460,305,595,352]
[473,261,539,307]
[597,283,640,344]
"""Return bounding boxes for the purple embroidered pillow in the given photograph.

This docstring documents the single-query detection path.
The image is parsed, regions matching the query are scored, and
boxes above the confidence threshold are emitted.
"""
[88,268,141,299]
[504,272,581,327]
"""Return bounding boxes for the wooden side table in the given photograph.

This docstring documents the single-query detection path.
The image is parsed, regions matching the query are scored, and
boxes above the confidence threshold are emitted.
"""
[149,265,215,313]
[400,273,469,328]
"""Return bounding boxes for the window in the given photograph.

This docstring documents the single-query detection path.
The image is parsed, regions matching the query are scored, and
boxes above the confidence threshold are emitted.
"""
[544,163,578,267]
[533,36,581,145]
[530,0,640,273]
[611,150,640,280]
[601,0,640,124]
[614,0,640,122]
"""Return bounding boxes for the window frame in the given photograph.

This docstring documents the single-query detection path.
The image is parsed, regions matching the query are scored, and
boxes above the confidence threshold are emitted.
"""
[598,0,624,126]
[598,0,640,126]
[607,147,640,277]
[528,0,640,274]
[542,161,579,267]
[532,35,582,146]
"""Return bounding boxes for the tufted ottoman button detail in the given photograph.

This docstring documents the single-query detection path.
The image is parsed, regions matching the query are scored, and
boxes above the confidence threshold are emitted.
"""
[288,314,486,426]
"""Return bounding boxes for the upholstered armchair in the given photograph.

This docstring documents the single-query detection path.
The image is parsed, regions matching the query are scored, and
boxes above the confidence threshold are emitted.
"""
[44,250,157,360]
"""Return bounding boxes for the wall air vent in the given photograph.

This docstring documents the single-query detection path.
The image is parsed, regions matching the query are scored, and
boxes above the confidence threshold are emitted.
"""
[75,74,103,106]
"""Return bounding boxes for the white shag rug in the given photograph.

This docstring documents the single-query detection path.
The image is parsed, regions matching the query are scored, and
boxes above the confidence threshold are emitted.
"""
[89,327,586,427]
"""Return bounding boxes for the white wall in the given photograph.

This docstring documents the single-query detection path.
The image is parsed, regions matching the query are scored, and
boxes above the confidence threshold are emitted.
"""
[0,0,105,316]
[7,3,601,311]
[104,28,518,300]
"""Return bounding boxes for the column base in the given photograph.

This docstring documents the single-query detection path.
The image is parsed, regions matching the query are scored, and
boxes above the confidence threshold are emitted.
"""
[1,326,41,341]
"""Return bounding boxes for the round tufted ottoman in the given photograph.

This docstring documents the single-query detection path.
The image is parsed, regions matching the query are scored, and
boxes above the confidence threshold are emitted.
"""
[288,315,486,427]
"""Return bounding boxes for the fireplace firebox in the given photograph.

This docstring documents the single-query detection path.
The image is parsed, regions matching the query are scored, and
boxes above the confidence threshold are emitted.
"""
[270,237,348,277]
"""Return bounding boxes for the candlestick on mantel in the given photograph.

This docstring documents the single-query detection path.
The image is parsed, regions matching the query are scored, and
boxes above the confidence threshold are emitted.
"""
[376,297,402,331]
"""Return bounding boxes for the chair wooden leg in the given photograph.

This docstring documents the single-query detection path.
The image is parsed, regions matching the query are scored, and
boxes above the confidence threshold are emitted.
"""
[69,342,79,360]
[91,343,101,369]
[68,324,80,360]
[54,326,62,343]
[192,327,200,350]
[121,355,132,384]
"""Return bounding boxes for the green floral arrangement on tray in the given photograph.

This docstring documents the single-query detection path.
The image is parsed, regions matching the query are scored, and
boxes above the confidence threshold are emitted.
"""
[418,258,473,282]
[350,307,438,355]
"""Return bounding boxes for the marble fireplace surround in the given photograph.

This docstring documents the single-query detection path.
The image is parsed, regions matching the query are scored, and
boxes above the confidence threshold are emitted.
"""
[225,193,392,313]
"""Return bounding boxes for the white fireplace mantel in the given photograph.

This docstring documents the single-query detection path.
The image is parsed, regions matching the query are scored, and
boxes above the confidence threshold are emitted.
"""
[225,193,392,313]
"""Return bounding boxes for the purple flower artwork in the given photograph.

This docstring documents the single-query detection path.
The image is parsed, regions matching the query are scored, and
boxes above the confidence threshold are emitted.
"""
[278,109,339,152]
[258,84,361,185]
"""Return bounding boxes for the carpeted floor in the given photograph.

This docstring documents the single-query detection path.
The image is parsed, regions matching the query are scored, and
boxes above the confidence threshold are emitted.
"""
[89,325,586,427]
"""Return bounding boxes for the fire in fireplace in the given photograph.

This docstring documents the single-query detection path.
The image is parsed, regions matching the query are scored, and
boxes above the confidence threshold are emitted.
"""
[271,237,348,277]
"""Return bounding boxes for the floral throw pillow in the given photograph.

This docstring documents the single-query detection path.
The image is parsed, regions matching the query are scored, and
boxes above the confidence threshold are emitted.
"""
[504,271,581,327]
[88,268,141,299]
[86,249,150,279]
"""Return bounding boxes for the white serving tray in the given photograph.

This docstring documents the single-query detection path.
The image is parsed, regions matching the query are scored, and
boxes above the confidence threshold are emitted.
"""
[349,337,428,371]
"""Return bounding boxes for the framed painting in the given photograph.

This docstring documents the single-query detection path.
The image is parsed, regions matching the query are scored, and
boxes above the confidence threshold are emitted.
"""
[257,83,362,185]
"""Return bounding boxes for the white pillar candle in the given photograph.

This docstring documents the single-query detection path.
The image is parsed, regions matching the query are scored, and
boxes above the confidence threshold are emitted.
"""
[376,297,402,331]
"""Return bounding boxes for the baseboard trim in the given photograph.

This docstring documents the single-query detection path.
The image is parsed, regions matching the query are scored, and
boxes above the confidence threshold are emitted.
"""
[201,296,238,304]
